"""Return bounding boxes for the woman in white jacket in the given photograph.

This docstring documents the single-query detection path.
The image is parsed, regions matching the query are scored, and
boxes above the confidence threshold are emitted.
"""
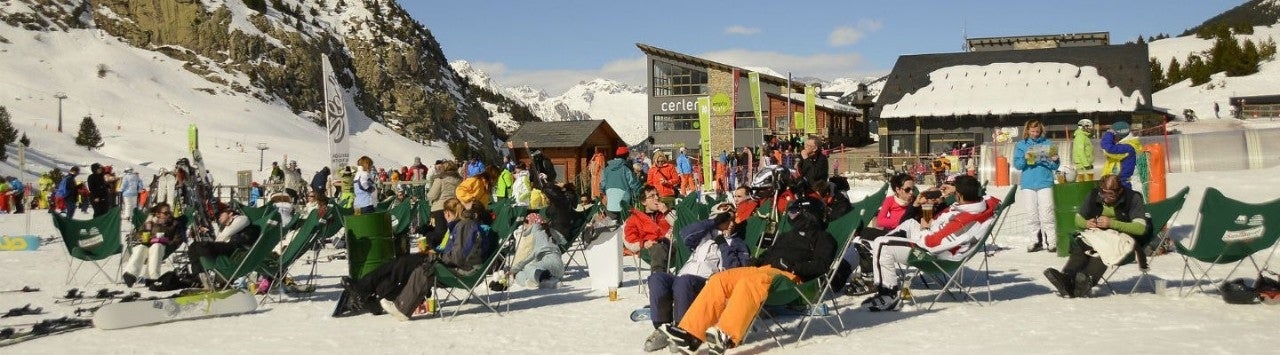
[510,163,531,207]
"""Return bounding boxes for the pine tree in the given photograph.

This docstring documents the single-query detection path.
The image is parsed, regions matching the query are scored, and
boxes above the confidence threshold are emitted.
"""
[0,106,15,160]
[1185,55,1211,86]
[1149,58,1165,91]
[1166,58,1183,86]
[75,115,104,150]
[1242,39,1261,74]
[19,133,29,147]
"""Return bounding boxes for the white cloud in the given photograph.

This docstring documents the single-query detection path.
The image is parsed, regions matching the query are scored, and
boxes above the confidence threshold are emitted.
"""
[828,19,883,47]
[724,25,761,36]
[483,49,885,95]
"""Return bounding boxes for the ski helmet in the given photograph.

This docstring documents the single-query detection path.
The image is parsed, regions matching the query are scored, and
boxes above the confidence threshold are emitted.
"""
[785,196,827,231]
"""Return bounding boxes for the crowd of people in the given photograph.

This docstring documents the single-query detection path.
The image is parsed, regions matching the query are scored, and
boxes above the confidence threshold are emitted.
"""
[36,122,1166,352]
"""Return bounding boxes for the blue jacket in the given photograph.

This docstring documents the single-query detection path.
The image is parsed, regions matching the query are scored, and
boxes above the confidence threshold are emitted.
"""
[679,219,751,276]
[56,174,77,198]
[1013,136,1059,190]
[119,172,143,196]
[675,152,693,175]
[1099,131,1139,188]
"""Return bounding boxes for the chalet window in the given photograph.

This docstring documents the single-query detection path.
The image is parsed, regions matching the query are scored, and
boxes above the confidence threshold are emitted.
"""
[652,60,708,97]
[653,114,699,131]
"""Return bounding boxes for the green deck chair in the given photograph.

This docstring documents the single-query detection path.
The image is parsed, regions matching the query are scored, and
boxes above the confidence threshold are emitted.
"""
[904,185,1017,310]
[1100,186,1190,295]
[199,208,286,287]
[53,206,124,285]
[434,229,509,320]
[1176,187,1280,296]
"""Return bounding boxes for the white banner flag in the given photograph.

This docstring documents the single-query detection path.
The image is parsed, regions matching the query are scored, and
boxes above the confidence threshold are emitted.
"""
[322,54,350,172]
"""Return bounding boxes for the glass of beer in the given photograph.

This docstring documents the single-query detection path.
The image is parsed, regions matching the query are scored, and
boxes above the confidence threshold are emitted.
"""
[921,204,934,226]
[608,286,619,301]
[140,231,151,244]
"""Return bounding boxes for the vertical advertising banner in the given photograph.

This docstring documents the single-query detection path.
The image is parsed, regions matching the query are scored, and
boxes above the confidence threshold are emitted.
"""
[698,96,713,190]
[804,85,817,135]
[748,72,762,128]
[322,54,351,172]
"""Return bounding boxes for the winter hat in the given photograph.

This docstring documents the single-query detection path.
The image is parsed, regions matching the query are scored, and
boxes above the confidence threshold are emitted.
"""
[466,161,485,177]
[616,146,629,157]
[1111,121,1130,135]
[1077,119,1094,128]
[124,167,135,174]
[708,202,736,220]
[525,212,545,225]
[90,163,102,172]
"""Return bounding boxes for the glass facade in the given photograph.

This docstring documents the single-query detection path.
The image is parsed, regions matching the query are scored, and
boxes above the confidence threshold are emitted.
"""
[654,114,699,131]
[652,60,708,97]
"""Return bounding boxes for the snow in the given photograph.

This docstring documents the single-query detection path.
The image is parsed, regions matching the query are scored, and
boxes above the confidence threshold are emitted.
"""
[880,62,1145,118]
[2,165,1279,353]
[0,23,452,186]
[1149,24,1280,121]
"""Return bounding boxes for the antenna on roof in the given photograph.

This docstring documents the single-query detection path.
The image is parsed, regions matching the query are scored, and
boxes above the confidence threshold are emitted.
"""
[962,20,969,52]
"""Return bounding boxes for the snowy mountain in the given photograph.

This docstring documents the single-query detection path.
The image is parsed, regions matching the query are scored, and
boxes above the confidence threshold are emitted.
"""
[451,61,649,145]
[0,0,503,183]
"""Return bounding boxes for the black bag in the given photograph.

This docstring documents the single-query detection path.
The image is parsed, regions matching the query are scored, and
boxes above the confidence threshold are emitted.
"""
[149,271,199,291]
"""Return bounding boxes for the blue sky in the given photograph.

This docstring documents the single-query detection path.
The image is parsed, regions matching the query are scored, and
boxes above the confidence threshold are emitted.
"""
[404,0,1241,94]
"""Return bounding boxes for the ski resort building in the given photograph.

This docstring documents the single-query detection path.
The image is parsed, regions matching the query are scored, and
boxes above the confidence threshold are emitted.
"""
[506,120,626,185]
[873,42,1156,157]
[635,43,871,154]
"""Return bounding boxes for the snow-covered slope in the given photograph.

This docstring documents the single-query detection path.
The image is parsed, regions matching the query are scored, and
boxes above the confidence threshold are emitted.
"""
[0,23,451,184]
[1151,23,1280,120]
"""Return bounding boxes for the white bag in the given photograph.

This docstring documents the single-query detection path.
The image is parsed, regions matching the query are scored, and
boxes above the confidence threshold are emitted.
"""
[1078,228,1135,266]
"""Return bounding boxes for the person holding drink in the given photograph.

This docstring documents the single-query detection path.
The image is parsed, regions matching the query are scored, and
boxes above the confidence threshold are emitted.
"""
[1013,119,1059,253]
[122,202,186,287]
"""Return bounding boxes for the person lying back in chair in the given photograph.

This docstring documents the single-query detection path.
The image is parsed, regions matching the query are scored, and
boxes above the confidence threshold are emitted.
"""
[1043,174,1148,298]
[661,196,836,354]
[642,203,750,352]
[862,175,998,312]
[189,207,260,289]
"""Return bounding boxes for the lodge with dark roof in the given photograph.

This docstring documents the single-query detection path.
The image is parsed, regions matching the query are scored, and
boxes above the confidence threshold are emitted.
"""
[506,120,625,184]
[873,41,1157,156]
[636,43,871,153]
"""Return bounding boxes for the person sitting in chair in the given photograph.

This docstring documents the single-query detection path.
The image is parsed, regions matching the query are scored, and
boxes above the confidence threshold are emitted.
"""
[189,207,260,289]
[662,196,836,354]
[1043,174,1148,298]
[123,202,187,287]
[642,203,750,352]
[862,175,998,312]
[625,185,675,273]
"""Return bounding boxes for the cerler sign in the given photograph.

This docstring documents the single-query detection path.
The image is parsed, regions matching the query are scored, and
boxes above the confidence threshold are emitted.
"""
[658,97,698,113]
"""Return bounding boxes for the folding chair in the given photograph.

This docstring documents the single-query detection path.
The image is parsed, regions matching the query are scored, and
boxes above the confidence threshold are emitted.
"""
[198,208,287,290]
[1176,187,1280,296]
[746,210,862,347]
[904,185,1017,310]
[1099,186,1190,295]
[560,204,598,269]
[52,206,125,285]
[258,208,337,302]
[434,229,513,320]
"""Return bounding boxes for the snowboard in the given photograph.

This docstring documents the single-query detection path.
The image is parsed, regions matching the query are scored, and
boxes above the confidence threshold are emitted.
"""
[0,235,41,251]
[92,290,257,330]
[630,306,650,322]
[0,317,93,348]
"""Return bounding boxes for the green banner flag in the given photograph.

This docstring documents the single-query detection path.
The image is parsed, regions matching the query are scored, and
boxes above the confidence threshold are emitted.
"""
[804,85,817,135]
[187,124,199,152]
[749,72,762,128]
[698,96,712,191]
[793,112,804,131]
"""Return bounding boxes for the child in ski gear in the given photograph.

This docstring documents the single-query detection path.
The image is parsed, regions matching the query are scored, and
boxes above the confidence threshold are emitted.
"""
[1013,120,1059,253]
[663,196,836,353]
[643,204,749,352]
[863,175,997,312]
[1100,121,1141,190]
[1073,119,1096,181]
[1043,174,1148,298]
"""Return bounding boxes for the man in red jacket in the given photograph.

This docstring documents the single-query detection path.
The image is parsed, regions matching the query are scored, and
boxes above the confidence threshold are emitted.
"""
[626,185,674,272]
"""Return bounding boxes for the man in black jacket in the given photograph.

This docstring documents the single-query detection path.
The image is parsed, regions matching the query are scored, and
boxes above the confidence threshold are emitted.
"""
[797,136,829,186]
[86,163,113,217]
[662,196,836,354]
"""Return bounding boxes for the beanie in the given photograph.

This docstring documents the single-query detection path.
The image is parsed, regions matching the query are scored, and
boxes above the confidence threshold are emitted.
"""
[1111,121,1130,135]
[616,146,629,157]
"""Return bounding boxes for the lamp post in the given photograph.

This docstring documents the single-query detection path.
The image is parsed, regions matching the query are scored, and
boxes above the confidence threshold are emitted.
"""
[257,143,269,171]
[848,83,878,159]
[54,92,67,133]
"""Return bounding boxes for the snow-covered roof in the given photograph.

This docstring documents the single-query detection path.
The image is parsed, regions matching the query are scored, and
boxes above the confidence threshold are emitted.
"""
[783,93,861,114]
[876,44,1152,118]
